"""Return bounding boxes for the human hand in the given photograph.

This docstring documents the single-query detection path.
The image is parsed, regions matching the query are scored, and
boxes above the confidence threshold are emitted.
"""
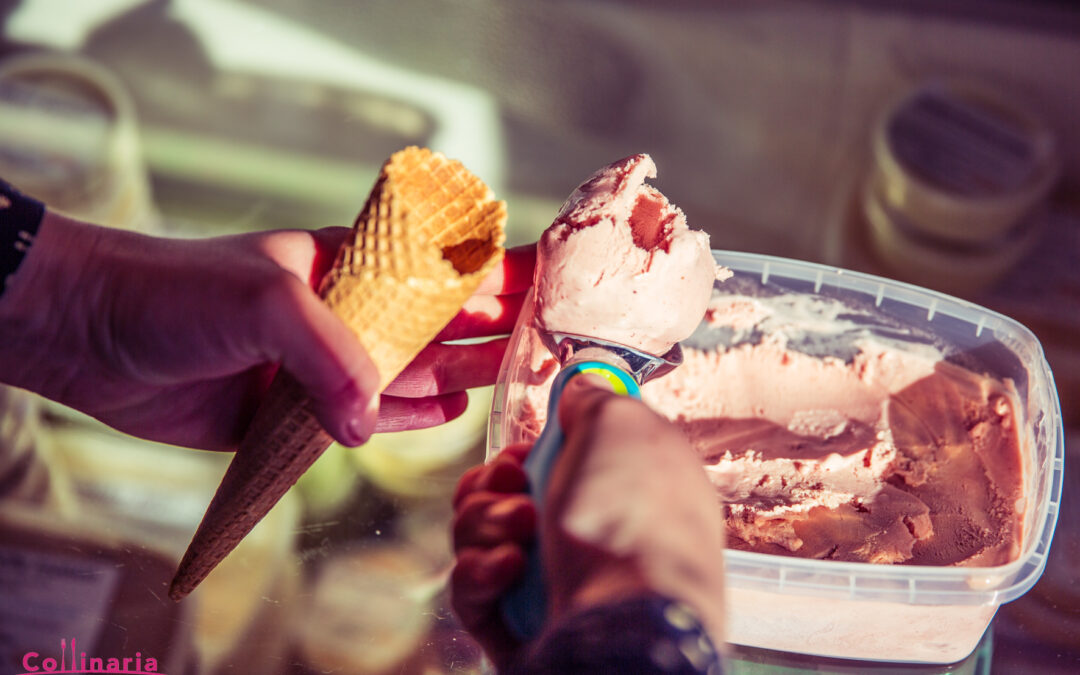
[0,211,534,450]
[451,375,725,669]
[451,443,535,670]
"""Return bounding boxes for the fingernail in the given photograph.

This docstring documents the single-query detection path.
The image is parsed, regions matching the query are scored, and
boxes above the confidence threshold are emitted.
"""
[365,393,380,423]
[345,419,368,446]
[347,396,379,446]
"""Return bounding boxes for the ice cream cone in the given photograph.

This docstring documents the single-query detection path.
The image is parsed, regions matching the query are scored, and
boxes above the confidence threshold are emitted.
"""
[169,147,506,601]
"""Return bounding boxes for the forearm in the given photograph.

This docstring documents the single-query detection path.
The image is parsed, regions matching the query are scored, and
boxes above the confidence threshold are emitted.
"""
[0,208,108,401]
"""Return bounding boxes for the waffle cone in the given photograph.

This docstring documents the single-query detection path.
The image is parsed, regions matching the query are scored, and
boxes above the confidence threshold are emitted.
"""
[170,147,506,600]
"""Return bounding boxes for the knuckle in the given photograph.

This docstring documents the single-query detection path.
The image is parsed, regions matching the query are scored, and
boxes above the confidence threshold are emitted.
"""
[251,269,304,314]
[419,349,450,395]
[449,557,474,594]
[453,465,483,506]
[585,394,683,450]
[588,393,642,427]
[452,493,496,544]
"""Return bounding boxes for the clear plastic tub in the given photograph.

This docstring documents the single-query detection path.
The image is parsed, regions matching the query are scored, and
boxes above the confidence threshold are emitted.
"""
[487,250,1063,664]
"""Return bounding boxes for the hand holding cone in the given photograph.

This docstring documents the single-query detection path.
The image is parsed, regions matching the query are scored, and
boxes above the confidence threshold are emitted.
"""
[169,147,507,600]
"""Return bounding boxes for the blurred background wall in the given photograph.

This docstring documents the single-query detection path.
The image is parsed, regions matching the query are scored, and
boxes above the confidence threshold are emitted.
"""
[2,0,1078,249]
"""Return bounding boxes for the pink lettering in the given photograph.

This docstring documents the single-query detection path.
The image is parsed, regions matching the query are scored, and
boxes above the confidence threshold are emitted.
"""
[20,642,160,674]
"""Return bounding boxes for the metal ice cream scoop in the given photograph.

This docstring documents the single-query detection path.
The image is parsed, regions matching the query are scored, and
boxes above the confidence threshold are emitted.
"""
[501,331,682,640]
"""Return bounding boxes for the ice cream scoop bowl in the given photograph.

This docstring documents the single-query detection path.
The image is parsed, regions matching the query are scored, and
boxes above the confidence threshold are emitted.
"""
[539,331,683,384]
[500,331,682,639]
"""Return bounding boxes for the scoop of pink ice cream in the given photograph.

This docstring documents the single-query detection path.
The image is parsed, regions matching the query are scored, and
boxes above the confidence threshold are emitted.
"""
[534,154,715,356]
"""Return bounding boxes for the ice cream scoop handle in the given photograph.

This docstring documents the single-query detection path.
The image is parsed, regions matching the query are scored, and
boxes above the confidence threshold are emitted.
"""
[499,380,566,640]
[501,361,640,640]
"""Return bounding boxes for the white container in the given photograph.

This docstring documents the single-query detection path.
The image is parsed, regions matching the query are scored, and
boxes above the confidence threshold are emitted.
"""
[488,250,1063,664]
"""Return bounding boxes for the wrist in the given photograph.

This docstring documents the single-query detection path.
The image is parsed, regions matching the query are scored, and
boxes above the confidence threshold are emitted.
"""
[0,209,105,399]
[548,547,725,647]
[516,594,723,675]
[0,180,45,293]
[552,561,651,621]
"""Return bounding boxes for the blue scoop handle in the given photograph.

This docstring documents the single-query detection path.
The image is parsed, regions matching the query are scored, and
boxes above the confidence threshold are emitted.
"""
[500,360,641,640]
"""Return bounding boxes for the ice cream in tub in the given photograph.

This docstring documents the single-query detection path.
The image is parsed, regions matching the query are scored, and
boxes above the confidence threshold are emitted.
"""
[488,247,1062,663]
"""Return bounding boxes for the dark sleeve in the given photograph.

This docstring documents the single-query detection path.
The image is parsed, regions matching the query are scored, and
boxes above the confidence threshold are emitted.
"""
[508,594,723,675]
[0,179,45,295]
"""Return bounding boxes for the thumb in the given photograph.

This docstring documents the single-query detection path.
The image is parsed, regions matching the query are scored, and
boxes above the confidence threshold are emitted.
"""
[267,279,381,447]
[556,372,617,437]
[550,371,669,503]
[545,372,619,505]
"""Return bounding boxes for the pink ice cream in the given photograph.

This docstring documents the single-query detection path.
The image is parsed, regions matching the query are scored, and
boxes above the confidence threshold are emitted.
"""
[533,154,718,356]
[651,294,1024,567]
[507,290,1025,567]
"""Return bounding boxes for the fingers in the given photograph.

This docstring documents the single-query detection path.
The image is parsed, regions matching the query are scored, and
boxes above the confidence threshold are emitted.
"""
[238,227,383,446]
[372,391,468,433]
[450,445,534,671]
[450,450,535,583]
[454,492,535,549]
[545,372,691,539]
[383,338,509,398]
[554,372,678,458]
[556,373,617,433]
[435,244,535,342]
[246,227,349,290]
[450,544,526,670]
[252,232,528,447]
[452,544,527,607]
[540,374,728,631]
[553,373,690,484]
[435,292,527,342]
[474,243,536,296]
[263,275,381,447]
[454,444,531,507]
[305,226,350,288]
[451,445,535,550]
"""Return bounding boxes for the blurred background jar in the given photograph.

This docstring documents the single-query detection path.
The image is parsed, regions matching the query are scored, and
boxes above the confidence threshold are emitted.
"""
[0,51,160,233]
[849,78,1061,297]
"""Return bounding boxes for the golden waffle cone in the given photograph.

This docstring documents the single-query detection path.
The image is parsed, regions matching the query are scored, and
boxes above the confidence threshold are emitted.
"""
[169,147,506,600]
